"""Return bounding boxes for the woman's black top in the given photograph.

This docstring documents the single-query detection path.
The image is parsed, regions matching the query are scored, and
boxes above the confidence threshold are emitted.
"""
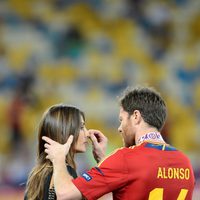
[24,165,77,200]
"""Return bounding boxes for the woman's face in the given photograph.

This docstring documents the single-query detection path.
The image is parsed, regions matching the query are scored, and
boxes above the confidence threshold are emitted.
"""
[75,116,89,153]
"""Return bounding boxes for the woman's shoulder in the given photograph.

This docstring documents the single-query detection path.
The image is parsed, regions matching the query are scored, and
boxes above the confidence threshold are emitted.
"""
[67,165,77,178]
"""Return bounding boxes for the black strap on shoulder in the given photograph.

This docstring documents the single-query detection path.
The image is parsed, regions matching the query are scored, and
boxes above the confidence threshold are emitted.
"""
[67,165,78,179]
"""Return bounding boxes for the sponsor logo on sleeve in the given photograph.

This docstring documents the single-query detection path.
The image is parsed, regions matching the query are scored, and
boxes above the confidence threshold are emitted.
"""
[82,172,92,181]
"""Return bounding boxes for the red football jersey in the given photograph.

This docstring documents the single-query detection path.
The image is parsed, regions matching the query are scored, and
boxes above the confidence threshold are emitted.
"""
[72,142,195,200]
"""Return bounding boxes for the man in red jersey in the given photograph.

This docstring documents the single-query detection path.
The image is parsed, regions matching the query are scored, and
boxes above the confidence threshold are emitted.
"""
[43,86,195,200]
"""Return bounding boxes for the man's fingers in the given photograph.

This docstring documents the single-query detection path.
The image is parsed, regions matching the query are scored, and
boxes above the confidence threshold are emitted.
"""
[64,135,74,147]
[44,143,50,149]
[89,133,98,146]
[44,148,49,154]
[95,131,107,142]
[42,136,55,144]
[88,129,107,142]
[68,135,74,145]
[88,129,101,135]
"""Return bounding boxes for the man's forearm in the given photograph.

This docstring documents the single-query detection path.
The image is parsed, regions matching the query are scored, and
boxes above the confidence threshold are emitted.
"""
[53,159,73,199]
[53,159,83,200]
[97,192,113,200]
[42,135,82,200]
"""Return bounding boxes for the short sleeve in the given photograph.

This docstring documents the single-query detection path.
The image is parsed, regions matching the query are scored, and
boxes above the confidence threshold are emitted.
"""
[72,149,128,200]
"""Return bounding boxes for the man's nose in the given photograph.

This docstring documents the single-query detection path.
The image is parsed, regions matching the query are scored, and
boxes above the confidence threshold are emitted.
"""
[118,126,122,133]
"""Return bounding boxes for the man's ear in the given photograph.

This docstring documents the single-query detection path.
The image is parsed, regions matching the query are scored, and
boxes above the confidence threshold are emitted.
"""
[132,110,142,124]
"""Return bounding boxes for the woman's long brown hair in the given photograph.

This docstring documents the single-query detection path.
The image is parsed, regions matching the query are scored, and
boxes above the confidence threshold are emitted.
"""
[25,104,85,200]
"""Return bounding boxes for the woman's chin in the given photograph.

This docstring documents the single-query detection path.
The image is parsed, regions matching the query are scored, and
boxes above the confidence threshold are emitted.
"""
[75,148,86,153]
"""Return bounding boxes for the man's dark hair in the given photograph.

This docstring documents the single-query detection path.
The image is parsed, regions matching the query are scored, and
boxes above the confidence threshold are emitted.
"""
[119,86,167,131]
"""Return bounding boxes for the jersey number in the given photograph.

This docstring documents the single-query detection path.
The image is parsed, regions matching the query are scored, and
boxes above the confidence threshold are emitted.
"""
[148,188,188,200]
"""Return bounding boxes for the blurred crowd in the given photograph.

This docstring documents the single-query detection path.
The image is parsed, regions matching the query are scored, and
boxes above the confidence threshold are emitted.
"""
[0,0,200,199]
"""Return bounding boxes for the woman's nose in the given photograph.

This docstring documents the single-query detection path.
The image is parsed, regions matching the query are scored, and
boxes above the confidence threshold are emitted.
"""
[85,128,89,137]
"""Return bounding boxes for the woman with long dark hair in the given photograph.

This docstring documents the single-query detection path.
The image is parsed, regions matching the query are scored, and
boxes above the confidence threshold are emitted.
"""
[25,104,91,200]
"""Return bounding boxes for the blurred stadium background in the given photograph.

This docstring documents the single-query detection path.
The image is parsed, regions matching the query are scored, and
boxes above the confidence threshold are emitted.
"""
[0,0,200,199]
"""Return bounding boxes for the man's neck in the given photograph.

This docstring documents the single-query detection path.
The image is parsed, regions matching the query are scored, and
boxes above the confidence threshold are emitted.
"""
[135,127,162,145]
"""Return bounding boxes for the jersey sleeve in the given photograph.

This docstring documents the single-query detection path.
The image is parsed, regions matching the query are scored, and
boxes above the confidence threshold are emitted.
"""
[72,149,129,200]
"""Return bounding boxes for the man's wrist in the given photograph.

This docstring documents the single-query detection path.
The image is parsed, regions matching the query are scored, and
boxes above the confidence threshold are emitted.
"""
[97,154,106,163]
[52,156,66,165]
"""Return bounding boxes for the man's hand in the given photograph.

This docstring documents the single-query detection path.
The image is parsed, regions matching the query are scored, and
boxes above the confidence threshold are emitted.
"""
[89,129,108,163]
[42,135,82,200]
[42,135,74,163]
